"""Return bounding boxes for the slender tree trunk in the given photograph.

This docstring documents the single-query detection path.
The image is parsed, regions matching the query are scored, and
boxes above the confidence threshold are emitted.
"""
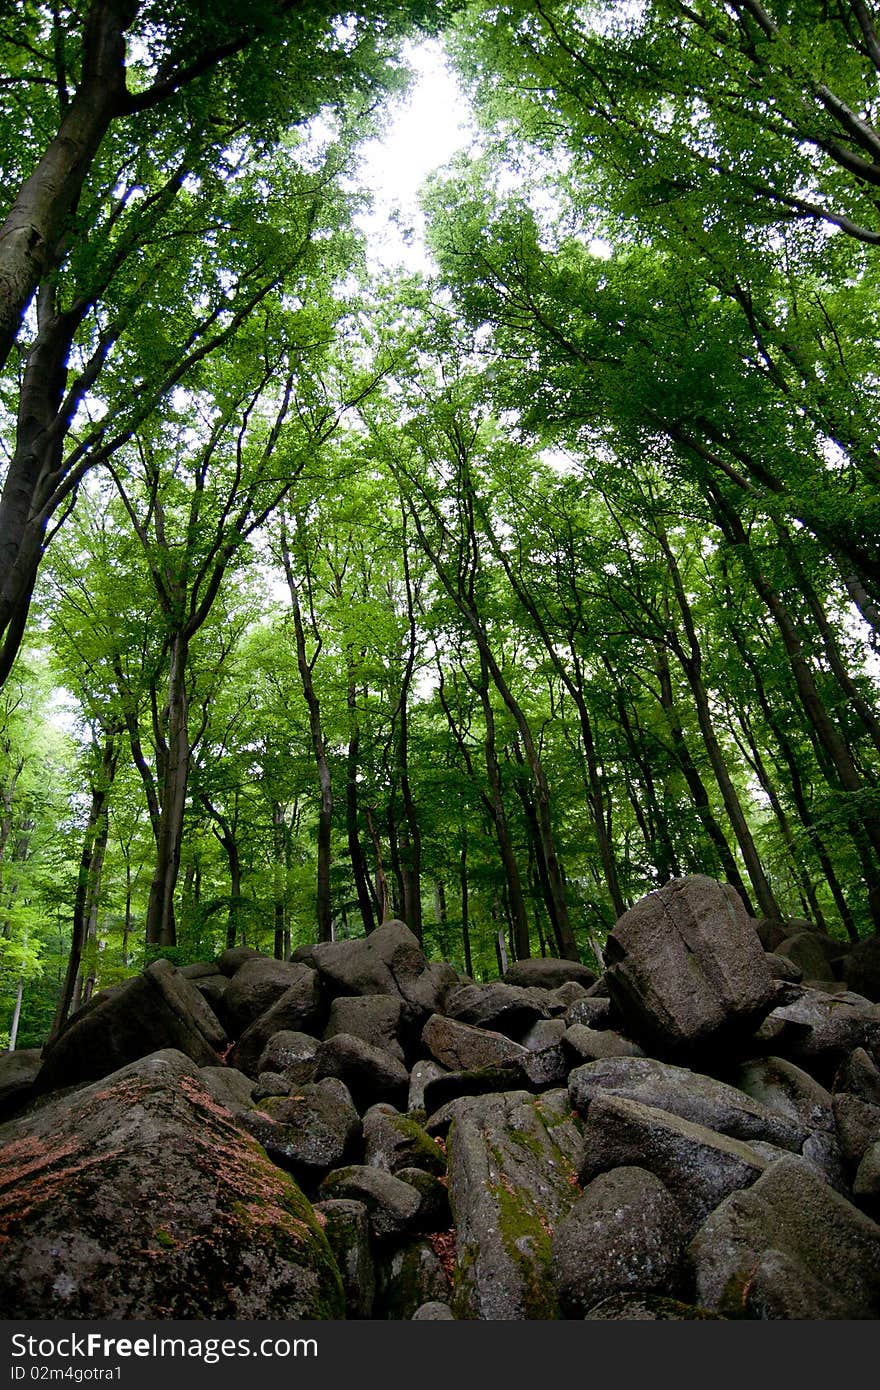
[477,656,531,960]
[656,533,780,919]
[656,646,755,912]
[145,629,190,947]
[346,693,376,935]
[272,801,287,959]
[49,728,118,1041]
[283,550,333,942]
[459,833,473,979]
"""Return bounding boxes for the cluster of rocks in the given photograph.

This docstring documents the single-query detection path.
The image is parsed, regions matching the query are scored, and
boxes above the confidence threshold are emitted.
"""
[2,873,880,1320]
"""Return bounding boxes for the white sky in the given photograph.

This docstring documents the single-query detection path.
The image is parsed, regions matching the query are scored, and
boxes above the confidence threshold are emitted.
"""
[354,41,475,271]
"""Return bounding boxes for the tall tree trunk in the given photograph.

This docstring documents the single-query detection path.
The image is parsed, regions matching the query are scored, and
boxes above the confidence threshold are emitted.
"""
[477,655,531,960]
[145,629,190,947]
[49,728,118,1041]
[346,693,376,935]
[657,532,780,919]
[708,486,880,929]
[282,541,333,942]
[459,833,473,979]
[655,646,755,912]
[273,801,287,960]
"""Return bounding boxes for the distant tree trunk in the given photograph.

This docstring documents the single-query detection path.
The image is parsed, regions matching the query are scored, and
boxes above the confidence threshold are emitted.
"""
[49,727,119,1041]
[657,532,780,920]
[272,801,287,959]
[282,534,333,942]
[477,655,531,961]
[656,645,754,912]
[346,694,376,935]
[145,628,190,947]
[459,833,473,979]
[8,964,24,1051]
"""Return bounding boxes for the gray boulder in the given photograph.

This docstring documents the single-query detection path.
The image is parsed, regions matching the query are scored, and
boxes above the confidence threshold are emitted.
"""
[422,1062,529,1117]
[443,982,550,1037]
[446,1088,583,1319]
[313,1033,410,1112]
[408,1058,446,1112]
[561,1024,645,1065]
[774,931,841,984]
[0,1049,343,1318]
[36,960,224,1091]
[310,920,456,1022]
[412,1300,455,1320]
[362,1103,446,1176]
[842,936,880,1002]
[0,1049,42,1121]
[375,1239,450,1319]
[421,1013,529,1072]
[502,958,596,991]
[257,1029,320,1084]
[520,1018,567,1051]
[754,987,880,1081]
[579,1092,768,1238]
[324,994,405,1064]
[551,1166,686,1317]
[224,957,315,1035]
[603,875,776,1059]
[690,1154,880,1318]
[563,996,616,1030]
[229,967,324,1077]
[569,1055,811,1154]
[242,1077,361,1182]
[216,945,264,975]
[197,1064,255,1117]
[732,1055,835,1135]
[313,1198,374,1319]
[318,1165,423,1243]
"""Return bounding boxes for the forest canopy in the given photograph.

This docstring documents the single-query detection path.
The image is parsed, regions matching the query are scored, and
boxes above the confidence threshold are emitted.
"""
[2,0,880,1050]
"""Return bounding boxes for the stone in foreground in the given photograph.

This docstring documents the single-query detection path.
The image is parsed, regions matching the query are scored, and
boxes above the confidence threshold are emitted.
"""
[0,1050,343,1319]
[689,1154,880,1318]
[446,1088,582,1319]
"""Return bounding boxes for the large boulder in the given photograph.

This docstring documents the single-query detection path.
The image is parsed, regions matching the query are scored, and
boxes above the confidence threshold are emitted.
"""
[0,1050,343,1318]
[578,1093,768,1238]
[241,1078,361,1184]
[313,1198,374,1319]
[502,958,597,991]
[224,957,316,1035]
[421,1014,529,1072]
[551,1166,686,1316]
[443,983,550,1038]
[317,1165,424,1243]
[229,966,324,1077]
[842,936,880,1003]
[310,920,456,1023]
[603,876,776,1059]
[256,1030,320,1084]
[689,1154,880,1318]
[362,1103,447,1176]
[446,1088,583,1319]
[312,1033,410,1112]
[774,931,841,984]
[323,994,406,1064]
[569,1055,812,1155]
[36,960,224,1091]
[0,1049,42,1121]
[754,987,880,1083]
